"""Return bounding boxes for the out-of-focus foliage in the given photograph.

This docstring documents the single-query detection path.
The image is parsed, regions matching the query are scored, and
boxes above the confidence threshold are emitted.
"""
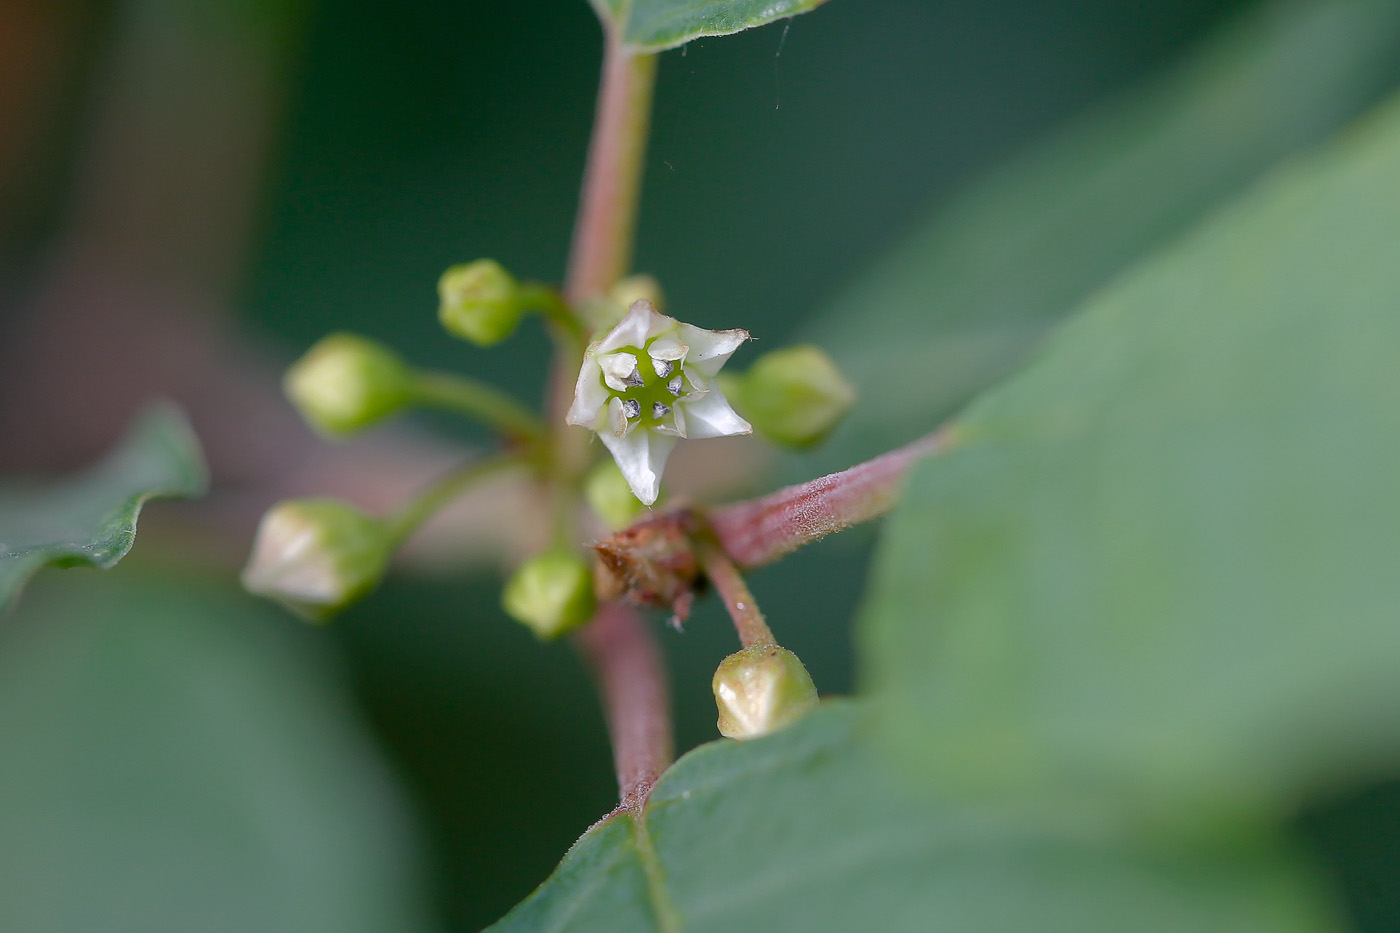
[493,6,1400,927]
[493,703,1334,932]
[0,571,437,933]
[863,85,1400,824]
[10,0,1400,929]
[803,0,1400,473]
[0,404,206,608]
[588,0,831,51]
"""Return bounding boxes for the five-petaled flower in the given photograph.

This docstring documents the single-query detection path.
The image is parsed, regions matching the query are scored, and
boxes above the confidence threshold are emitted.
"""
[567,299,751,505]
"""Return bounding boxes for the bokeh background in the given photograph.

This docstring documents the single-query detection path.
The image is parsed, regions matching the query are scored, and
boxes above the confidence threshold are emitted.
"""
[1,0,1396,929]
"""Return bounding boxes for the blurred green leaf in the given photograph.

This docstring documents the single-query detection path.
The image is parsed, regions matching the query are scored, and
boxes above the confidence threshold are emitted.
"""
[0,570,437,933]
[589,0,830,52]
[493,703,1334,932]
[861,89,1400,826]
[0,404,207,608]
[803,0,1400,472]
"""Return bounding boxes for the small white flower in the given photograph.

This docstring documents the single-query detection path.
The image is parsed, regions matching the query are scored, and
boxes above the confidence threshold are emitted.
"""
[567,299,751,505]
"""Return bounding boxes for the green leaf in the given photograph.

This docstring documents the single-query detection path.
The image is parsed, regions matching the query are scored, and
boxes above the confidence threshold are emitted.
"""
[861,89,1400,826]
[0,403,207,608]
[802,0,1400,472]
[0,570,436,932]
[492,703,1335,932]
[589,0,830,52]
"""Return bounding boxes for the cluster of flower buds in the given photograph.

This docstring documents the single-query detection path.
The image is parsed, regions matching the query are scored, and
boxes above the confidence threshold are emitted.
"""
[248,259,847,743]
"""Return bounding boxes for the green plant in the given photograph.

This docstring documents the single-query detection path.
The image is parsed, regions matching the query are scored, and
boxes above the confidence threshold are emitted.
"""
[4,0,1400,929]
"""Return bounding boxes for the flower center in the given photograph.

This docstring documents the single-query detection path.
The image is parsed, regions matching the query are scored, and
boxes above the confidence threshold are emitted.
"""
[605,339,694,428]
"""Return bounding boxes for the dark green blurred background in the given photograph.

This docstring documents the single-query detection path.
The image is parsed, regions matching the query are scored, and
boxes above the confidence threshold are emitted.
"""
[3,0,1397,929]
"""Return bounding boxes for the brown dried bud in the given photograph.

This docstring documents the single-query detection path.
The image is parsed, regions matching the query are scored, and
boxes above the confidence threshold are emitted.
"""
[591,509,699,619]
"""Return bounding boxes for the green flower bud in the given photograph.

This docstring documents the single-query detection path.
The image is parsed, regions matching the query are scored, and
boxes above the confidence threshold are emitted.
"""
[712,644,818,740]
[241,498,392,622]
[501,550,596,639]
[584,458,647,530]
[438,259,524,346]
[284,333,413,438]
[722,344,855,448]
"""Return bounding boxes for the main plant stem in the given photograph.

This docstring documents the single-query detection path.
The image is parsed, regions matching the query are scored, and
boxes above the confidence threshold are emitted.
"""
[549,32,658,437]
[577,602,674,812]
[563,37,657,305]
[562,29,671,808]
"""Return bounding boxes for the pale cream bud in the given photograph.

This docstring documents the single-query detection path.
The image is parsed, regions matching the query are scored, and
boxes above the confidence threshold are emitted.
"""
[242,498,391,622]
[713,645,818,740]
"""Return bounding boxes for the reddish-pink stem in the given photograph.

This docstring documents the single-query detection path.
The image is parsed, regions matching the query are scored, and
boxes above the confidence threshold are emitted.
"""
[709,428,953,569]
[576,602,674,811]
[560,31,669,808]
[696,537,776,648]
[562,34,657,307]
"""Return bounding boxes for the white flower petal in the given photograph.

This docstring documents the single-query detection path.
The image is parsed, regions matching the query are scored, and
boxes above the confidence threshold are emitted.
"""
[639,301,677,341]
[648,336,686,361]
[678,324,748,376]
[600,351,639,391]
[607,397,628,437]
[599,428,677,505]
[597,300,667,353]
[567,352,609,428]
[679,386,751,439]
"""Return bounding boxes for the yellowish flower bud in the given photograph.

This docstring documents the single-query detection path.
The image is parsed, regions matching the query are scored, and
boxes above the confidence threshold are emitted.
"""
[609,274,665,316]
[501,550,596,639]
[722,344,855,448]
[712,644,818,740]
[241,498,392,622]
[584,458,647,530]
[438,259,524,346]
[284,333,413,438]
[578,274,667,334]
